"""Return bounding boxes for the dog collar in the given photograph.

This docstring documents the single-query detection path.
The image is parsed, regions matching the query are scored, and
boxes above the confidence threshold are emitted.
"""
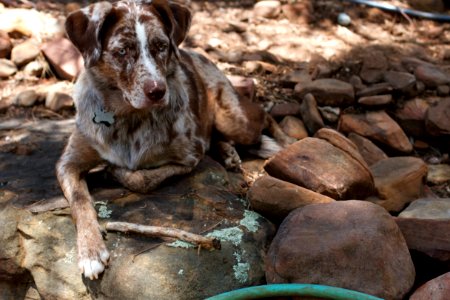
[93,108,115,127]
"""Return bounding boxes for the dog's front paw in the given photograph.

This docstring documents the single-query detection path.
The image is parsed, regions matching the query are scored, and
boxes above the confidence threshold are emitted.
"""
[217,141,241,171]
[224,152,241,171]
[77,228,110,280]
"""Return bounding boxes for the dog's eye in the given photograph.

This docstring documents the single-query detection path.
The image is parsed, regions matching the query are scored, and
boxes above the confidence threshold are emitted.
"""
[118,49,127,56]
[156,42,168,52]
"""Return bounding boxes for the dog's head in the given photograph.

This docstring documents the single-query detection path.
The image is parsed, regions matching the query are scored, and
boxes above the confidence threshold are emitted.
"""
[66,0,191,109]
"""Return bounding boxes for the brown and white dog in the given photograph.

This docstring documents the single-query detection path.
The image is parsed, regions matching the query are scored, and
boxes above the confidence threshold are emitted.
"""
[57,0,293,280]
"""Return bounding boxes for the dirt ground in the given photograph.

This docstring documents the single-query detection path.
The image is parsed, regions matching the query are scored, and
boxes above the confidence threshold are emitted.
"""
[3,0,450,105]
[2,0,450,115]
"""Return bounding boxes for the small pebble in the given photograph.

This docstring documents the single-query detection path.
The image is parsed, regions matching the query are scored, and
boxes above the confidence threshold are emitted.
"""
[427,156,441,165]
[337,13,351,26]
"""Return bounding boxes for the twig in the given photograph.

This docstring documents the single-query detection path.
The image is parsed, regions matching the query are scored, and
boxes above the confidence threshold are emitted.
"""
[398,8,415,28]
[199,220,224,235]
[105,221,221,251]
[132,243,163,262]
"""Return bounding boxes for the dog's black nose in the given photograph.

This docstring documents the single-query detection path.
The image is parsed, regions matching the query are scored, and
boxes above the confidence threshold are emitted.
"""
[144,80,166,102]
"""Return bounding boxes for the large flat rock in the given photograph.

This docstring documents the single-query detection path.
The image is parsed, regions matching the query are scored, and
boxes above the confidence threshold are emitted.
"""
[0,118,275,300]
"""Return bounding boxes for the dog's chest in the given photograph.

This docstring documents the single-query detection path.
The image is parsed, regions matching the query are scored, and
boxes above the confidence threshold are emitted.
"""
[81,110,199,170]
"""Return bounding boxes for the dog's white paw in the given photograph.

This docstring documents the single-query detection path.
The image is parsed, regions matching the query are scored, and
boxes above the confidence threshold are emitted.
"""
[77,225,110,280]
[78,249,110,280]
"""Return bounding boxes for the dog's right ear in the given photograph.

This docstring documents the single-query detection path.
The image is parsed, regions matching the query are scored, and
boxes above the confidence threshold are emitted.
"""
[65,2,113,67]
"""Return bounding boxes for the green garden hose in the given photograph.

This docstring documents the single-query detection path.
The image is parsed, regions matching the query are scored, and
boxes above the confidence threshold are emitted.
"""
[207,283,384,300]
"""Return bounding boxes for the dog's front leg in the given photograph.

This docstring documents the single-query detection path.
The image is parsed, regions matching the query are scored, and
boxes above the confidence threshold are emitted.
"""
[56,131,109,280]
[110,164,195,194]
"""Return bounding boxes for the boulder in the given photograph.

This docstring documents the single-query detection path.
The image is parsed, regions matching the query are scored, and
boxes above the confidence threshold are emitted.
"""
[264,137,375,199]
[45,82,74,111]
[360,50,388,83]
[437,85,450,96]
[413,140,429,150]
[402,57,435,73]
[253,1,281,19]
[0,58,17,78]
[415,65,450,88]
[0,190,28,280]
[279,69,312,88]
[0,119,275,300]
[41,37,84,81]
[425,98,450,136]
[247,175,334,222]
[266,200,415,300]
[370,157,428,212]
[314,128,370,172]
[394,216,450,261]
[0,8,64,39]
[295,78,355,106]
[358,94,392,106]
[14,90,39,107]
[399,198,450,220]
[243,60,277,74]
[356,82,393,98]
[318,106,340,123]
[348,132,388,166]
[395,98,429,137]
[299,93,324,134]
[269,102,301,118]
[410,272,450,300]
[349,75,366,91]
[338,111,413,153]
[11,40,40,67]
[427,164,450,185]
[0,30,12,58]
[383,71,416,92]
[279,115,308,140]
[23,60,45,77]
[309,54,332,79]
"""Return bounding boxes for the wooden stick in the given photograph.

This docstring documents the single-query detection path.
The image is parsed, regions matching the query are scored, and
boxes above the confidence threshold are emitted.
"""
[105,221,221,251]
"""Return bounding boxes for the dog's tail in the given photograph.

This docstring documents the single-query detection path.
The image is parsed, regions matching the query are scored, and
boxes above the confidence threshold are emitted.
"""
[249,134,284,159]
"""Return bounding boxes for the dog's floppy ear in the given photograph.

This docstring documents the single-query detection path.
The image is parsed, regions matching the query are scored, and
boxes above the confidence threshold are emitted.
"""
[65,1,114,67]
[152,0,191,47]
[168,2,191,46]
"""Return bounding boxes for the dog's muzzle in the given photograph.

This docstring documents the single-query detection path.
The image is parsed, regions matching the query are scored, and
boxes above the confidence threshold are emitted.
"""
[144,80,166,103]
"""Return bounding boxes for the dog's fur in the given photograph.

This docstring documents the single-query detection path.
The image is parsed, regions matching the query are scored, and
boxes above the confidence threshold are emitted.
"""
[57,0,293,280]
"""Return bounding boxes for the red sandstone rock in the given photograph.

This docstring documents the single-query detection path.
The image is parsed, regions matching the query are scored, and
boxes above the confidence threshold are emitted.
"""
[370,157,428,212]
[265,137,375,199]
[247,175,334,221]
[266,200,415,300]
[338,111,413,153]
[41,37,84,81]
[295,78,355,106]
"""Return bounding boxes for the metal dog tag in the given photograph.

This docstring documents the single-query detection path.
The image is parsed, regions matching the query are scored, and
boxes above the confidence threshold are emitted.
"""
[93,108,115,127]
